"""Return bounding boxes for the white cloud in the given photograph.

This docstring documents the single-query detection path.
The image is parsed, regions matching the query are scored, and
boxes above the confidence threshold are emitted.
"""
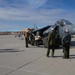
[27,0,47,8]
[0,7,64,23]
[0,23,21,31]
[0,7,75,27]
[0,0,75,31]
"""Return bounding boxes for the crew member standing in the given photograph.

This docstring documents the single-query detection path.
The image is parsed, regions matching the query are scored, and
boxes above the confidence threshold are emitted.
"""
[47,28,56,57]
[62,29,71,59]
[29,32,35,45]
[24,32,29,47]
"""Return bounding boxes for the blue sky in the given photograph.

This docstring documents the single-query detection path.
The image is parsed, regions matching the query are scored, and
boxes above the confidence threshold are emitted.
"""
[0,0,75,31]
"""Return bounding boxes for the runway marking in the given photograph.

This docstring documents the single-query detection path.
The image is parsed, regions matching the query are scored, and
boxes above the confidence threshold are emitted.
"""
[0,65,49,75]
[18,69,50,75]
[0,65,16,70]
[1,55,45,75]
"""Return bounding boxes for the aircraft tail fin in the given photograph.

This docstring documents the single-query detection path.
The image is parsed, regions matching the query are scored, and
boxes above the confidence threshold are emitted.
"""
[34,24,38,30]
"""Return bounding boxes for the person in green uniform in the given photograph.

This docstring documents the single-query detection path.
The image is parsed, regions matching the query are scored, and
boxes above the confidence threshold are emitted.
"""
[29,32,35,45]
[62,29,71,59]
[47,28,57,57]
[24,32,29,47]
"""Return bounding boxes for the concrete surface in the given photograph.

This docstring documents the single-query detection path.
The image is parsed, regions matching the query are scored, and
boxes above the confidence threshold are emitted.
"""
[0,35,75,75]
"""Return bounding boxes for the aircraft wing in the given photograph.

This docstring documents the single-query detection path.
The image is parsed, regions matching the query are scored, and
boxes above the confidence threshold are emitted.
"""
[32,25,51,36]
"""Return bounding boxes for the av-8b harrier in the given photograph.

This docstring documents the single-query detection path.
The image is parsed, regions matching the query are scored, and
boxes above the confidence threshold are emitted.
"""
[15,19,75,47]
[43,19,75,48]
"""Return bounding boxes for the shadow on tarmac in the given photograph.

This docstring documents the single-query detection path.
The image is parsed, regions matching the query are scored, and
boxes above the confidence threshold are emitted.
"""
[0,49,25,53]
[46,55,75,59]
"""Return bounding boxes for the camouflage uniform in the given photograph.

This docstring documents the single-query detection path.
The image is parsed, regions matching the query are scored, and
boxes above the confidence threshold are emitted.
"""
[47,30,56,57]
[30,33,35,45]
[24,32,29,47]
[62,32,71,58]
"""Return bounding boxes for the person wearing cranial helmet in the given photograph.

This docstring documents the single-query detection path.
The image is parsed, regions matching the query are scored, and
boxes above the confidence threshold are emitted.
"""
[47,27,57,57]
[51,28,54,31]
[65,29,69,33]
[62,29,71,59]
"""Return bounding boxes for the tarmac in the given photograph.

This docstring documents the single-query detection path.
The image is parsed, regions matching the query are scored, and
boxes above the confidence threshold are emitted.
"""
[0,35,75,75]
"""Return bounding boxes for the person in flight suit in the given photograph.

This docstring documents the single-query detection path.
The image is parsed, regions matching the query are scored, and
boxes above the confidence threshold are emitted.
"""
[62,29,71,59]
[24,32,30,47]
[47,28,57,57]
[29,32,35,45]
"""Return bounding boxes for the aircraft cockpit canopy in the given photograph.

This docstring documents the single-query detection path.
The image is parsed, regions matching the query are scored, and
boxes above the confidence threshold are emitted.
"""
[55,19,73,26]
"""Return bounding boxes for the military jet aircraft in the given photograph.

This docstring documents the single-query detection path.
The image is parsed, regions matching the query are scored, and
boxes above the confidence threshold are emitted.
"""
[43,19,75,48]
